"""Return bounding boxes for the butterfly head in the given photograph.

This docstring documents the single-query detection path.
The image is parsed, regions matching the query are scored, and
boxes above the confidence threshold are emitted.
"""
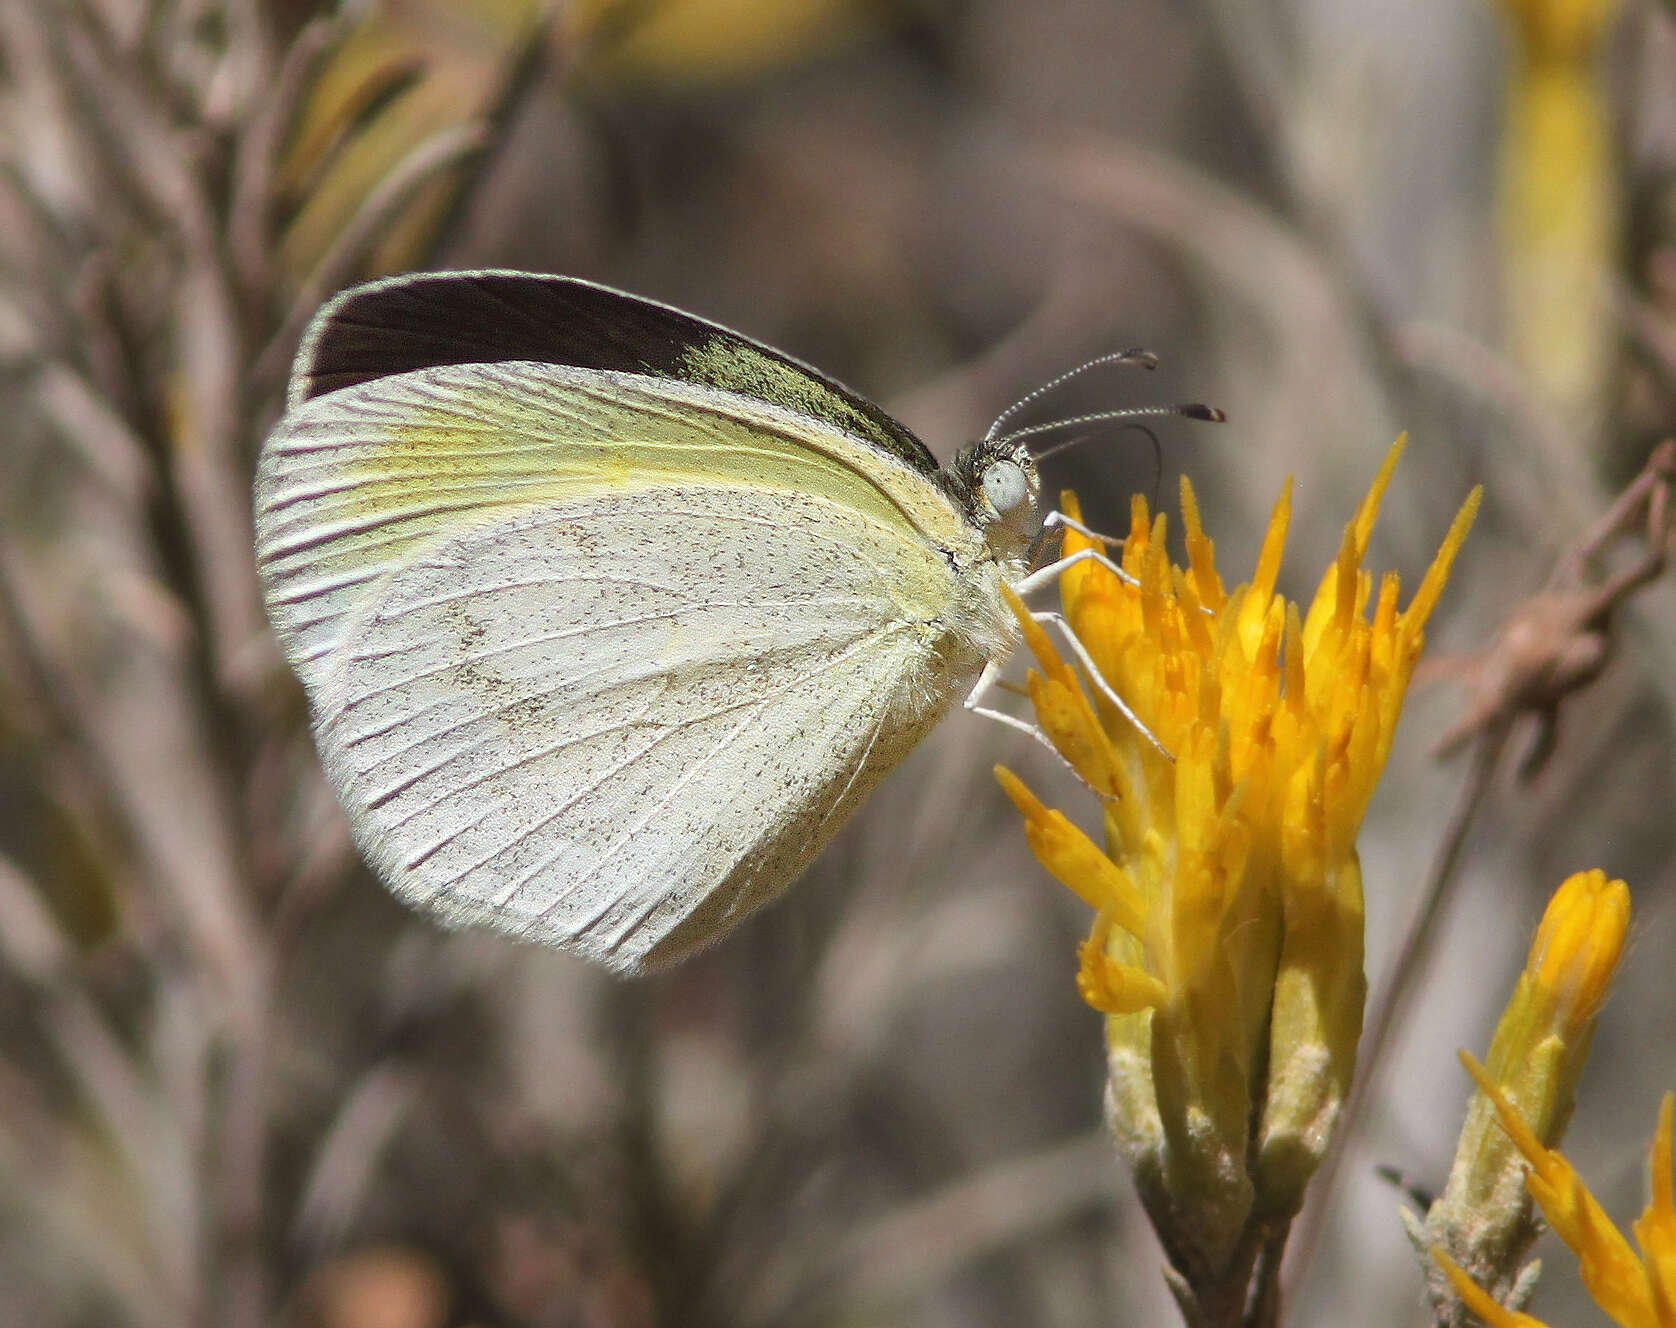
[950,436,1042,561]
[957,350,1226,569]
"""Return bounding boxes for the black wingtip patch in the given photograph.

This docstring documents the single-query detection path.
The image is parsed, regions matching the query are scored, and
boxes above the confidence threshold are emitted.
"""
[291,270,940,477]
[295,271,673,404]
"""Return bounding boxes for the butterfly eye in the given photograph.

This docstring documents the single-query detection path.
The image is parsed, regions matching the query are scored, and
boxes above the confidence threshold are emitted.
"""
[982,459,1032,519]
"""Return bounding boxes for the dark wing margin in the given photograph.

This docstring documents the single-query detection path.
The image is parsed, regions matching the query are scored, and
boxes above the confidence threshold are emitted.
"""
[291,269,939,476]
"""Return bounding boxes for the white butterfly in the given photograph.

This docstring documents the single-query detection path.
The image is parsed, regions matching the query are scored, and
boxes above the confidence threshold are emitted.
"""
[255,271,1208,971]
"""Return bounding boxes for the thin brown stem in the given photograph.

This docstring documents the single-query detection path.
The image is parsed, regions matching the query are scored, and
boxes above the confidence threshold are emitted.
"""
[1246,1221,1290,1328]
[228,19,334,303]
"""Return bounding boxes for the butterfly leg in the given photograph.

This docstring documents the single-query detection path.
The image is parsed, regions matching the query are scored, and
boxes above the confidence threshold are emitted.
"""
[975,511,1172,767]
[1022,515,1214,618]
[1028,610,1172,760]
[1013,544,1137,598]
[963,658,1091,776]
[1041,509,1131,553]
[1024,510,1135,584]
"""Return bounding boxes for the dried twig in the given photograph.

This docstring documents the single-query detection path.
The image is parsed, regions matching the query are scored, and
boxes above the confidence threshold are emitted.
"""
[1429,440,1675,772]
[228,18,335,302]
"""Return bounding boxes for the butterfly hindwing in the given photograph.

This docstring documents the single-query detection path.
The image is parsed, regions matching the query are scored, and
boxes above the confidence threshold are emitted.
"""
[313,487,957,970]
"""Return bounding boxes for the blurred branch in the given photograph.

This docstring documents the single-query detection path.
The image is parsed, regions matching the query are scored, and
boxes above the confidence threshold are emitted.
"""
[0,849,200,1321]
[1617,279,1676,408]
[33,361,156,503]
[1201,0,1291,147]
[0,5,321,1324]
[55,2,268,700]
[229,19,336,301]
[1389,320,1584,540]
[0,1066,180,1328]
[256,120,490,389]
[290,1062,421,1253]
[0,538,150,925]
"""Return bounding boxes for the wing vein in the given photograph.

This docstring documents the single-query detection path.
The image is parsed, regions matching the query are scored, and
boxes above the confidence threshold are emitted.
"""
[400,627,910,909]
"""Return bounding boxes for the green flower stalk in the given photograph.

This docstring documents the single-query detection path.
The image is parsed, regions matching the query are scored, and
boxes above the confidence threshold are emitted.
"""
[1417,868,1633,1325]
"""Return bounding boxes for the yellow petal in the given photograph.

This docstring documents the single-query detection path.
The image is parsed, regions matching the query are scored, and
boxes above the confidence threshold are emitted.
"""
[1432,1248,1549,1328]
[1633,1094,1676,1324]
[1078,942,1167,1015]
[995,767,1144,934]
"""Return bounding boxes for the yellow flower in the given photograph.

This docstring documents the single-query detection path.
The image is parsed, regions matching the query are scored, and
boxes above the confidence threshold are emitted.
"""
[1421,871,1633,1320]
[1433,1081,1674,1328]
[998,439,1479,1285]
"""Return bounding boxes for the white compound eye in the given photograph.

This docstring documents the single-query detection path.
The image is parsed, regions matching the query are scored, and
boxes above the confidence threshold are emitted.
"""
[981,459,1031,518]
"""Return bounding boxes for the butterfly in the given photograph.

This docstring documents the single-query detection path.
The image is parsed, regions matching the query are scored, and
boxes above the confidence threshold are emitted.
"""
[254,270,1216,971]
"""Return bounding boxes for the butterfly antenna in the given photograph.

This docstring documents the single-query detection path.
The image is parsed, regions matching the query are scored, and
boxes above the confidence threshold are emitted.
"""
[983,349,1161,443]
[1138,422,1164,510]
[996,402,1224,450]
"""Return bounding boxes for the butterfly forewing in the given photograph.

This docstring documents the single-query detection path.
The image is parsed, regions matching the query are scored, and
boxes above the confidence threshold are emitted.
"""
[258,362,966,690]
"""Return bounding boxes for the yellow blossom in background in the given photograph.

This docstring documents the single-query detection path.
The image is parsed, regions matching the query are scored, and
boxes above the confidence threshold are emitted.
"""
[1420,870,1633,1324]
[1433,1080,1674,1328]
[1494,0,1623,429]
[278,0,544,282]
[998,439,1479,1295]
[563,0,889,83]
